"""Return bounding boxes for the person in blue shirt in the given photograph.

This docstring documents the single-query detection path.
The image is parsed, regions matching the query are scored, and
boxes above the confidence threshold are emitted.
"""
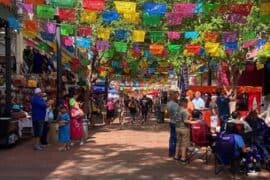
[31,88,47,151]
[192,91,205,110]
[58,105,71,151]
[216,88,230,130]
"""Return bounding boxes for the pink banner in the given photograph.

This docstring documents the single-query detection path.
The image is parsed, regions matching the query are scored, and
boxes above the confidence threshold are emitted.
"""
[44,22,56,34]
[167,31,181,40]
[62,36,73,46]
[21,3,33,13]
[166,13,183,25]
[173,3,196,16]
[246,48,259,59]
[26,39,36,47]
[242,39,257,48]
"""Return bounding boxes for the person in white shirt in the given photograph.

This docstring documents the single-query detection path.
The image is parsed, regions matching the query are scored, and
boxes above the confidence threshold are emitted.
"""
[192,91,205,110]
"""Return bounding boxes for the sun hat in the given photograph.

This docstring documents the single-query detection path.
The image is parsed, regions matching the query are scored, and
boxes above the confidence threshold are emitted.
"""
[34,88,42,94]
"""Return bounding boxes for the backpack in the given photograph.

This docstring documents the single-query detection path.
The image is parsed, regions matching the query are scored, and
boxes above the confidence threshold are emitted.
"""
[215,132,236,165]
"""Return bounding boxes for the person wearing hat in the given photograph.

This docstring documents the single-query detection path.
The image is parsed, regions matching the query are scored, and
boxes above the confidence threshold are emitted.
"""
[31,88,47,150]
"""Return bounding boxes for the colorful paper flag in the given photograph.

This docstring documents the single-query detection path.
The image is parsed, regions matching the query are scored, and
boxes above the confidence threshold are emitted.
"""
[43,22,56,34]
[7,16,20,29]
[143,13,162,26]
[83,0,105,11]
[149,44,164,55]
[62,36,74,46]
[123,12,140,24]
[77,26,92,37]
[97,27,111,40]
[143,2,167,15]
[115,29,128,40]
[167,31,181,40]
[76,37,91,48]
[40,31,55,41]
[59,8,76,22]
[114,1,136,14]
[184,31,199,39]
[149,31,164,42]
[173,3,196,17]
[80,10,97,23]
[102,11,119,24]
[36,5,55,19]
[132,30,145,42]
[167,44,182,54]
[23,20,38,32]
[21,3,33,14]
[242,31,256,41]
[96,40,110,51]
[24,0,44,5]
[204,32,218,42]
[166,13,183,25]
[222,31,237,42]
[51,0,74,7]
[113,42,128,53]
[60,23,74,36]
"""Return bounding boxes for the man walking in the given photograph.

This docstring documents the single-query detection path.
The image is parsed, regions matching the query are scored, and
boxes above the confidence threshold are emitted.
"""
[31,88,47,150]
[140,95,150,124]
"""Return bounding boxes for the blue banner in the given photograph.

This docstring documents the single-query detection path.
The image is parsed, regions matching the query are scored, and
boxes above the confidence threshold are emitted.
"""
[143,2,167,15]
[7,16,20,29]
[102,11,119,24]
[184,31,199,39]
[115,29,128,40]
[40,32,55,41]
[224,41,238,50]
[76,37,91,48]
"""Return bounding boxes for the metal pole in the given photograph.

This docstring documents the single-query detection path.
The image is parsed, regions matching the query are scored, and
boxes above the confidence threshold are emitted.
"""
[5,23,11,117]
[56,19,62,111]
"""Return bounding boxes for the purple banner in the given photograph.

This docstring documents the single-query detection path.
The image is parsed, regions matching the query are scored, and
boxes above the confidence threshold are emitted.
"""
[96,40,110,51]
[222,31,237,42]
[166,13,183,25]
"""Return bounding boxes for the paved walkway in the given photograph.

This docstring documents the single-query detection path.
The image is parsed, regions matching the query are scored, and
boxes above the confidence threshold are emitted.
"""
[0,117,270,180]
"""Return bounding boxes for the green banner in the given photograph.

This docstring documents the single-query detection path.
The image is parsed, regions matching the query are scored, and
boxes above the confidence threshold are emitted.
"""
[149,31,164,42]
[36,5,55,19]
[113,42,128,53]
[168,44,182,54]
[60,24,74,35]
[51,0,75,7]
[38,42,49,51]
[203,3,220,12]
[143,13,162,26]
[242,31,256,41]
[103,49,114,59]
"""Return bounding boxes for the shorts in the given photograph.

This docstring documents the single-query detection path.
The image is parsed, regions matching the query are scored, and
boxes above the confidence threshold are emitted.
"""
[32,121,44,137]
[107,110,114,118]
[176,127,190,147]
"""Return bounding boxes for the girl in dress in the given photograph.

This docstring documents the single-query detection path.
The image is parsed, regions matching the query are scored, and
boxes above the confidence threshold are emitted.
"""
[69,98,84,145]
[58,105,71,151]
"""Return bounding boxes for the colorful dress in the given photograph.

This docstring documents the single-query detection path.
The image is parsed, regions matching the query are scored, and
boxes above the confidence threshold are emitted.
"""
[70,107,83,140]
[58,113,71,143]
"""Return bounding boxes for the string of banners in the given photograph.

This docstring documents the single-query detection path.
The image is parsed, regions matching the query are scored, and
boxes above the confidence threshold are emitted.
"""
[3,0,270,62]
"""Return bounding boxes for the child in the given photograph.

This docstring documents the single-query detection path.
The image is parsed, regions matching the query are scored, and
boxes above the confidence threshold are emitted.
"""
[58,105,71,151]
[210,108,220,133]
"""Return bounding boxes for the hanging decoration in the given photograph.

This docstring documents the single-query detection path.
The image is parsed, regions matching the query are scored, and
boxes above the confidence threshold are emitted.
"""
[80,10,97,23]
[132,30,145,42]
[36,5,55,19]
[83,0,105,12]
[58,8,76,22]
[97,27,111,40]
[114,1,137,14]
[96,40,110,51]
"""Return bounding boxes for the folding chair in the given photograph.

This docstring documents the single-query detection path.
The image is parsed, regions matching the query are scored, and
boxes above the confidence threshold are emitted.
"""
[187,122,212,164]
[214,133,239,179]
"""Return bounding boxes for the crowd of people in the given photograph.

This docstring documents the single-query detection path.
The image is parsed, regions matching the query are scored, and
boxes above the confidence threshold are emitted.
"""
[166,87,270,176]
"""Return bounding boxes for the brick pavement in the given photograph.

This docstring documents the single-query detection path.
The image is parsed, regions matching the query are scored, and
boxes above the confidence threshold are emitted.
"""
[0,118,270,180]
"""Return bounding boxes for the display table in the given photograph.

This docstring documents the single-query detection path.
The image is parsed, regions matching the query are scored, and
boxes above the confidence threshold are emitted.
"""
[17,116,32,137]
[201,109,221,128]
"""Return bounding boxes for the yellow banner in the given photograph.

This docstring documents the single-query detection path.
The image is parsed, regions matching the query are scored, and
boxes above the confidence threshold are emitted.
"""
[263,42,270,51]
[80,10,97,23]
[22,30,37,38]
[132,30,145,42]
[205,42,223,57]
[123,12,140,24]
[114,1,136,14]
[260,3,270,15]
[97,27,111,40]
